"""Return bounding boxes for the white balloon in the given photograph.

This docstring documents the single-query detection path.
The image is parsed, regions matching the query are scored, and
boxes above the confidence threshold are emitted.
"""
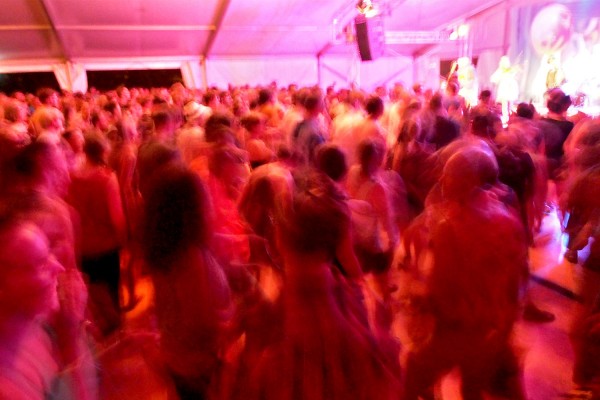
[530,4,573,56]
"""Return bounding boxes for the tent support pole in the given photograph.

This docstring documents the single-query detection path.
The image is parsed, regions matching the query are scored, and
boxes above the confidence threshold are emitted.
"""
[412,55,417,84]
[317,55,322,87]
[503,0,511,55]
[37,0,70,62]
[203,0,232,57]
[201,57,208,90]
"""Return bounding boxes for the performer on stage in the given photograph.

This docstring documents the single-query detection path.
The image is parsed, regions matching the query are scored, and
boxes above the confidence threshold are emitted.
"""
[546,54,566,90]
[456,57,479,108]
[491,55,520,123]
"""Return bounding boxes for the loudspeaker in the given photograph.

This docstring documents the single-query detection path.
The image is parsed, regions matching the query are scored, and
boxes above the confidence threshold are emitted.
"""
[354,14,385,61]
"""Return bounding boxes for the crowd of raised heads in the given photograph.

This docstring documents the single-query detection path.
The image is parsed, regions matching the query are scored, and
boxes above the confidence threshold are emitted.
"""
[1,79,600,399]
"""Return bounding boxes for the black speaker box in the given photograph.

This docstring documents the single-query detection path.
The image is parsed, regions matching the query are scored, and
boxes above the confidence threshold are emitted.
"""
[354,14,385,61]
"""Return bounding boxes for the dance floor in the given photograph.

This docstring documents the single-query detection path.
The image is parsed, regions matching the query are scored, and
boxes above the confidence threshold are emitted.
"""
[390,209,580,400]
[99,209,582,399]
[521,210,586,400]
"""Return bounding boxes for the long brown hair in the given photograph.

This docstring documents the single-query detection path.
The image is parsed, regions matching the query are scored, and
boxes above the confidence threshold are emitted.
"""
[141,165,213,270]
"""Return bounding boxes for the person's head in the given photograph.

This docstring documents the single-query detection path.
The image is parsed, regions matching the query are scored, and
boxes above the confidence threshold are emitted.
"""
[446,81,459,96]
[83,132,110,166]
[578,143,600,171]
[0,216,64,319]
[303,91,324,116]
[365,96,384,119]
[573,120,600,170]
[142,165,213,268]
[428,92,444,112]
[441,146,498,201]
[209,127,238,147]
[479,89,492,103]
[315,144,347,182]
[116,85,131,104]
[219,90,233,109]
[136,114,154,143]
[3,99,27,123]
[90,110,109,131]
[32,107,64,136]
[240,112,265,136]
[183,101,210,126]
[36,88,59,108]
[457,57,471,69]
[138,95,153,112]
[499,55,511,69]
[112,119,137,145]
[232,98,249,118]
[277,171,349,257]
[151,107,175,137]
[516,102,535,119]
[169,83,187,107]
[239,174,278,238]
[12,91,26,102]
[412,83,423,96]
[471,115,492,138]
[0,126,27,168]
[346,90,365,109]
[357,138,385,176]
[290,90,303,107]
[137,142,182,198]
[390,83,406,102]
[577,120,600,148]
[546,88,571,114]
[15,140,70,195]
[203,90,220,109]
[205,111,234,141]
[257,88,273,106]
[63,128,85,154]
[209,144,249,199]
[375,85,388,98]
[239,169,294,241]
[103,100,122,121]
[406,98,422,112]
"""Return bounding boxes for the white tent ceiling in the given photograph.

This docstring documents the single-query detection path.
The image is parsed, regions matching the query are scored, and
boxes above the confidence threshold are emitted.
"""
[0,0,532,66]
[0,0,549,91]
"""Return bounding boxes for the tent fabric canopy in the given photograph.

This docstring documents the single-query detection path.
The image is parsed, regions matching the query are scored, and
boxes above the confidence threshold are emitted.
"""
[0,0,533,90]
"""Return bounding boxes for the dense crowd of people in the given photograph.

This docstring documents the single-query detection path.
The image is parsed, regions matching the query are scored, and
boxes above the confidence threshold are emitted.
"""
[0,78,599,399]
